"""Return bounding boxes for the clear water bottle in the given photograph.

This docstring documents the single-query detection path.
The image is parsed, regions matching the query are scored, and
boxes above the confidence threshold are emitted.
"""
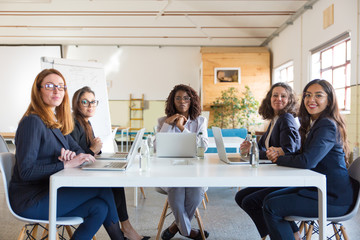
[197,132,205,159]
[148,133,155,157]
[140,136,150,171]
[240,131,252,158]
[249,135,259,168]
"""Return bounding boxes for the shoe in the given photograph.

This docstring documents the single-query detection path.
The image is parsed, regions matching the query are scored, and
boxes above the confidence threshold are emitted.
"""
[183,229,209,240]
[141,237,151,240]
[161,227,177,240]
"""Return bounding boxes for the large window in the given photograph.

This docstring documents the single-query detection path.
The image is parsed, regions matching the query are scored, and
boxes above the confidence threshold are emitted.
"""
[274,61,294,89]
[311,35,351,111]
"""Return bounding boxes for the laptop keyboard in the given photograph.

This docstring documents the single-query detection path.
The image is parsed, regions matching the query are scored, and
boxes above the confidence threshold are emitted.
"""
[106,162,127,168]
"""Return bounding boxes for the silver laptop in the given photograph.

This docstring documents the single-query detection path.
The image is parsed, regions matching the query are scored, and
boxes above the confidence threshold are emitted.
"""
[96,128,145,160]
[82,128,145,171]
[212,127,272,165]
[156,132,197,158]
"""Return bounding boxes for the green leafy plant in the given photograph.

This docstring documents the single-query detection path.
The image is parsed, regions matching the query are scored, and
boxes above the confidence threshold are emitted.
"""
[210,86,259,129]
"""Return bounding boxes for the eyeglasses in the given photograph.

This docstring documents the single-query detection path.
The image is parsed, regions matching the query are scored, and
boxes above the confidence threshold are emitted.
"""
[175,96,191,102]
[303,93,327,100]
[81,99,99,107]
[41,83,67,91]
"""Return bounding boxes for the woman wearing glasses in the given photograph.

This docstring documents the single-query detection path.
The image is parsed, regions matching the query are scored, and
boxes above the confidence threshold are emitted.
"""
[9,69,125,240]
[235,82,301,239]
[263,79,357,239]
[157,84,209,240]
[70,86,149,240]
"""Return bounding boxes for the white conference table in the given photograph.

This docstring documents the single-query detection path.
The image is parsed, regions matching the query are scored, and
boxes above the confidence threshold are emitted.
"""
[49,154,327,240]
[208,137,244,153]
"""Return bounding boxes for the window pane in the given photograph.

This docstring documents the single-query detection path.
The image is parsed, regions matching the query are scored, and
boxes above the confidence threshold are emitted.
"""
[322,49,333,69]
[347,40,351,61]
[333,67,345,89]
[346,64,351,86]
[312,52,320,64]
[335,89,345,110]
[288,66,294,82]
[280,69,287,81]
[312,62,320,79]
[346,88,351,111]
[333,42,346,66]
[322,70,332,83]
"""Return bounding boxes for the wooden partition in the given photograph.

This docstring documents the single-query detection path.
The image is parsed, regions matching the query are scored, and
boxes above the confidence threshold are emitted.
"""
[201,47,271,126]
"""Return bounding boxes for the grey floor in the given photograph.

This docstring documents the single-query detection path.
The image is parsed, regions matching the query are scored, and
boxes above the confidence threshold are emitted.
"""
[1,143,360,239]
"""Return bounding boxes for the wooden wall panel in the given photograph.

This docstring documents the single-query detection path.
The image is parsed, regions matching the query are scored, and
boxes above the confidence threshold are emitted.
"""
[201,47,271,126]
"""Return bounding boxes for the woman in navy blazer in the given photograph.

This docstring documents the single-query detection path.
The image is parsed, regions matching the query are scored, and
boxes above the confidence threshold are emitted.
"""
[70,86,149,240]
[264,79,357,240]
[9,69,125,240]
[235,82,301,239]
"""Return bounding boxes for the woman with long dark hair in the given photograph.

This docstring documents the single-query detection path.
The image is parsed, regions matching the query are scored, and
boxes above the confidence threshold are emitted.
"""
[264,79,357,239]
[70,86,149,240]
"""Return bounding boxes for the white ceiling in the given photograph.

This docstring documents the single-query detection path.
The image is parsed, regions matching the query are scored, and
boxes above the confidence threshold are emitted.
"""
[0,0,317,46]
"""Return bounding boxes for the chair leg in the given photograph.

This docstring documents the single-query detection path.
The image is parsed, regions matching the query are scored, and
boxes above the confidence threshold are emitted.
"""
[195,208,206,240]
[340,225,349,240]
[17,226,26,240]
[204,192,209,203]
[31,224,39,238]
[305,222,314,240]
[332,223,341,240]
[156,199,169,240]
[140,187,146,199]
[65,225,73,238]
[41,224,49,239]
[202,198,206,210]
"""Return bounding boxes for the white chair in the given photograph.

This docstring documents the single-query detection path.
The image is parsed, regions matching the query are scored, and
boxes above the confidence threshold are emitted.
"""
[0,152,93,240]
[285,157,360,240]
[155,187,206,240]
[0,135,10,152]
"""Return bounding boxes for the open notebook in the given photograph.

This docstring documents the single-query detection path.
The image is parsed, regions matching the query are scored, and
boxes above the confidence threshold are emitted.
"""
[212,127,272,165]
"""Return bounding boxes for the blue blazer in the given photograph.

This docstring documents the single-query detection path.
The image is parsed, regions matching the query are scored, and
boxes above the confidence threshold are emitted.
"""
[276,117,356,206]
[70,119,100,156]
[9,114,84,214]
[258,113,300,159]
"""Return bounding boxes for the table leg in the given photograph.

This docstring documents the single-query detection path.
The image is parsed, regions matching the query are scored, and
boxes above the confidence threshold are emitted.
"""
[49,177,58,240]
[318,181,327,240]
[134,187,138,207]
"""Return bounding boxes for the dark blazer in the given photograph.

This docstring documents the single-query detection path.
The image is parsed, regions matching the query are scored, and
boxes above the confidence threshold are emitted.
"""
[9,114,83,214]
[276,117,356,206]
[258,113,300,159]
[70,119,99,156]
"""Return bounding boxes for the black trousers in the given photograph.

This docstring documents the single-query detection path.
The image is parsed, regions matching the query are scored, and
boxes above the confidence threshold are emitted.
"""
[112,187,129,222]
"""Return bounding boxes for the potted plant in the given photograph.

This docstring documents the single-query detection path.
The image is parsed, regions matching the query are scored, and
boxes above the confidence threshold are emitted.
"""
[210,86,259,129]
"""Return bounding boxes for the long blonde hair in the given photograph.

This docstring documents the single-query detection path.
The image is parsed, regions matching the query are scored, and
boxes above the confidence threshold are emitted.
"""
[21,69,74,135]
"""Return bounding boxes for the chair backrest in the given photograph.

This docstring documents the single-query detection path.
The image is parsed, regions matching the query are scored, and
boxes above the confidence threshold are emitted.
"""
[0,152,85,226]
[0,152,26,221]
[331,157,360,222]
[0,135,10,152]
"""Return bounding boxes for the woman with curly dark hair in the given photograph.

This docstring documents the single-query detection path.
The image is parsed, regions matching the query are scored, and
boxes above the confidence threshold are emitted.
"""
[157,84,209,240]
[235,82,302,240]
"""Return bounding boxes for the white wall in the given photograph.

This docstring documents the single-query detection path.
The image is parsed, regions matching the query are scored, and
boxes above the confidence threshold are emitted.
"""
[269,0,359,93]
[64,45,202,101]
